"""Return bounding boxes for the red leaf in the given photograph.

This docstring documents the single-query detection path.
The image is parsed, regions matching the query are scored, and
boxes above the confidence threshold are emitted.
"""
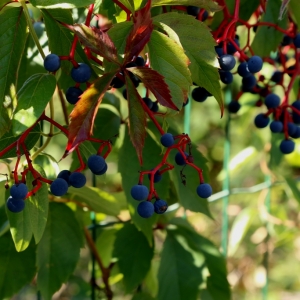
[124,1,153,63]
[125,71,147,165]
[71,24,119,64]
[128,67,178,110]
[66,72,116,153]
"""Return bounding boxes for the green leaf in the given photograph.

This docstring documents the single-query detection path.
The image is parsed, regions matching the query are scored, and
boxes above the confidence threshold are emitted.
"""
[26,165,49,244]
[0,231,36,299]
[148,30,192,109]
[125,71,147,164]
[37,202,83,300]
[93,107,121,140]
[68,186,121,216]
[168,147,212,217]
[0,7,28,138]
[170,218,231,300]
[6,195,33,252]
[113,223,154,292]
[227,207,256,257]
[30,0,94,9]
[118,0,135,12]
[251,0,288,56]
[0,123,41,158]
[132,292,155,300]
[153,13,223,113]
[42,9,97,91]
[118,128,160,245]
[157,229,203,300]
[290,0,300,26]
[284,176,300,205]
[142,0,221,12]
[96,228,118,268]
[12,74,56,135]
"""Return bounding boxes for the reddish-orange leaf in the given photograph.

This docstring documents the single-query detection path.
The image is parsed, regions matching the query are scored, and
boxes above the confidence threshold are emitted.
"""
[71,24,119,64]
[125,71,147,165]
[66,72,116,153]
[128,66,178,110]
[124,1,153,64]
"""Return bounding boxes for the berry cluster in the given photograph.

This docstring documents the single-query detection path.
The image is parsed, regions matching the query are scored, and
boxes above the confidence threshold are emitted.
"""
[6,183,28,213]
[130,133,212,218]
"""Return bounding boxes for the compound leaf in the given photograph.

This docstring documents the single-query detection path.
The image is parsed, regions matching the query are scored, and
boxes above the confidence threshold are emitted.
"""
[37,202,83,300]
[0,7,28,138]
[113,223,154,292]
[153,13,223,114]
[67,72,116,153]
[30,0,94,9]
[148,30,192,109]
[12,74,56,136]
[0,232,36,299]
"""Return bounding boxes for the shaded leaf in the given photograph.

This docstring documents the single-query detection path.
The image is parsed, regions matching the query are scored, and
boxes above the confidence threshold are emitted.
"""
[170,218,231,300]
[125,71,147,165]
[128,67,177,110]
[251,0,288,57]
[153,13,223,113]
[284,176,300,205]
[289,0,300,26]
[30,0,94,8]
[0,232,36,299]
[113,223,154,292]
[67,186,121,216]
[67,72,116,153]
[144,0,221,12]
[37,202,83,300]
[157,228,203,300]
[148,30,192,109]
[0,7,28,138]
[12,74,56,136]
[71,24,119,64]
[26,165,49,244]
[0,123,41,158]
[124,1,153,63]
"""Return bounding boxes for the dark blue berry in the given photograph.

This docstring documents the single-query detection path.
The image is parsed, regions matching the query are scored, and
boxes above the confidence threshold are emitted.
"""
[228,101,241,113]
[280,139,295,154]
[10,183,28,200]
[292,100,300,124]
[282,35,292,46]
[270,121,283,133]
[87,155,106,174]
[242,75,257,90]
[44,54,61,72]
[50,178,68,196]
[148,170,162,183]
[175,151,188,165]
[247,56,263,73]
[264,93,280,109]
[135,56,145,66]
[271,71,283,83]
[201,10,209,21]
[219,55,236,71]
[111,76,124,88]
[227,38,240,54]
[288,122,297,136]
[192,87,211,102]
[6,197,25,213]
[187,6,200,16]
[294,34,300,48]
[160,133,174,147]
[66,87,83,105]
[219,71,233,84]
[71,63,92,83]
[215,47,224,57]
[137,201,154,218]
[196,183,212,198]
[57,170,71,186]
[33,22,44,38]
[254,114,270,128]
[131,184,149,201]
[154,199,168,214]
[151,101,159,112]
[69,172,86,188]
[142,97,153,110]
[237,62,251,78]
[290,126,300,138]
[94,163,108,175]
